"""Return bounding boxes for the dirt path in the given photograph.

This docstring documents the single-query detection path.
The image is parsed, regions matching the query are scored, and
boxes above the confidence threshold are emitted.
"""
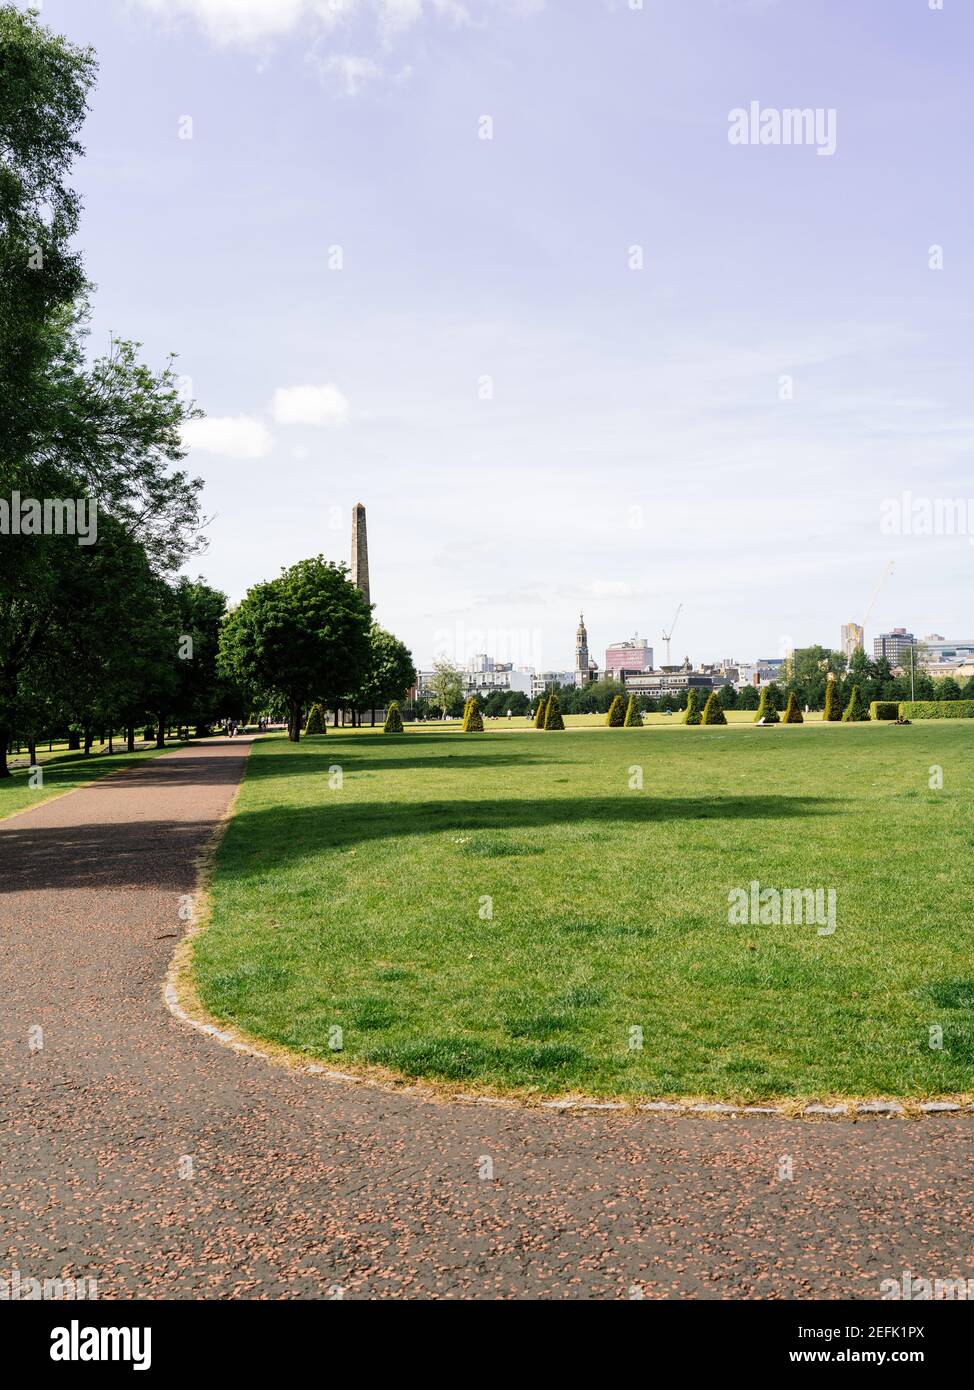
[1,737,970,1300]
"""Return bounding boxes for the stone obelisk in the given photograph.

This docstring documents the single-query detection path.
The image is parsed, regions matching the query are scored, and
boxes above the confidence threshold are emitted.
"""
[351,502,370,607]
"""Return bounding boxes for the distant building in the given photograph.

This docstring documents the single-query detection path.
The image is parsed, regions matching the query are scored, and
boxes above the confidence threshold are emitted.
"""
[873,628,915,665]
[604,635,653,674]
[920,636,974,666]
[531,671,577,698]
[841,623,864,660]
[624,670,716,700]
[574,614,597,685]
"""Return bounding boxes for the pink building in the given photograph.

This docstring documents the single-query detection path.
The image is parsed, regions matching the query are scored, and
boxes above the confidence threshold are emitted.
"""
[605,636,653,674]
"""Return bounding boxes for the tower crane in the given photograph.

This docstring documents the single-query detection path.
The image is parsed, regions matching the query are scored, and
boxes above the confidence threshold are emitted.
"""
[662,604,683,666]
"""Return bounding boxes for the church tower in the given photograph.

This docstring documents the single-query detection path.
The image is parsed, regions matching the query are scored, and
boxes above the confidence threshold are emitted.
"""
[575,613,589,674]
[351,502,370,607]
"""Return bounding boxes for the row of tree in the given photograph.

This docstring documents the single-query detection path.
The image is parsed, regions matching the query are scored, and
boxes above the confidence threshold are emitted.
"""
[0,8,417,771]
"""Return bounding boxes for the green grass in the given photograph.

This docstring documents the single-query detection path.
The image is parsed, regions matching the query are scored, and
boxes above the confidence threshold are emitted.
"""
[195,722,974,1101]
[0,740,186,821]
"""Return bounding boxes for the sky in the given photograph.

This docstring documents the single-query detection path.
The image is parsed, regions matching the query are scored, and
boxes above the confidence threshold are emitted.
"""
[26,0,974,671]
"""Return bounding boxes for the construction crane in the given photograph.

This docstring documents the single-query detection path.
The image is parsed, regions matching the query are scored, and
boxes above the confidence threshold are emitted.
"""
[861,561,895,631]
[662,603,683,666]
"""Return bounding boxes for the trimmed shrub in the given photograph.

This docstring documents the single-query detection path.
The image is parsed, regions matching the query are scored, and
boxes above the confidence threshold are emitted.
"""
[305,703,326,734]
[684,689,703,725]
[623,694,643,727]
[842,685,869,722]
[781,692,803,724]
[870,701,900,721]
[823,680,841,722]
[899,700,974,720]
[606,694,625,727]
[383,701,404,733]
[544,693,565,730]
[533,698,546,729]
[753,687,780,724]
[462,697,484,733]
[701,691,727,725]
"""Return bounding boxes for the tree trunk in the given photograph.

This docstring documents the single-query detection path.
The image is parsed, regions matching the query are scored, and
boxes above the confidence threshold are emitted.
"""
[127,725,135,753]
[28,738,37,765]
[289,700,301,742]
[370,708,376,726]
[67,730,81,750]
[83,728,93,756]
[0,730,10,779]
[156,716,166,749]
[333,708,339,727]
[108,728,114,755]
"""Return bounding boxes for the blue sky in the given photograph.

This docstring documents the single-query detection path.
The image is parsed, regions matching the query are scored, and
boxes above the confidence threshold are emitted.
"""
[32,0,974,669]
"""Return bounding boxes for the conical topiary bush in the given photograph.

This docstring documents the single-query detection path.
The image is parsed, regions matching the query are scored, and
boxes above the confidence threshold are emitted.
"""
[543,693,565,730]
[842,684,869,722]
[781,692,804,723]
[623,694,643,727]
[684,688,703,725]
[533,698,546,729]
[701,691,727,725]
[462,696,484,732]
[606,694,625,727]
[383,701,404,733]
[305,703,326,735]
[823,679,841,721]
[754,687,780,724]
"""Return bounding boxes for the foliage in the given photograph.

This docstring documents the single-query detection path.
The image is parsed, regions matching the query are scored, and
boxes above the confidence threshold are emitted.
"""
[823,679,842,722]
[870,701,900,721]
[900,700,974,720]
[754,687,780,723]
[623,695,642,727]
[606,694,625,727]
[841,685,869,722]
[383,701,404,733]
[462,697,484,733]
[533,698,546,729]
[304,703,326,735]
[543,693,565,730]
[219,557,371,742]
[683,688,702,725]
[781,692,803,723]
[427,659,463,721]
[701,691,727,725]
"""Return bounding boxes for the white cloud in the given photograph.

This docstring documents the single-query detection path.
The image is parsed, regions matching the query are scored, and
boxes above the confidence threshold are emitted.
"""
[320,52,381,94]
[135,0,309,45]
[132,0,514,52]
[181,416,273,458]
[271,383,350,425]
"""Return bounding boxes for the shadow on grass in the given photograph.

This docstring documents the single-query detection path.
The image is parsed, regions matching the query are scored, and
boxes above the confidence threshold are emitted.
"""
[214,792,838,878]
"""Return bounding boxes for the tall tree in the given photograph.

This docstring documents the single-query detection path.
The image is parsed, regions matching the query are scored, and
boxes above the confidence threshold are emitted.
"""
[220,557,371,742]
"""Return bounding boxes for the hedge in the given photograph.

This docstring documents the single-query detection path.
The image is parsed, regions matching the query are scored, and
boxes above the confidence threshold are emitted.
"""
[462,697,484,732]
[623,694,643,727]
[869,701,900,721]
[899,700,974,720]
[700,691,726,725]
[543,693,565,730]
[606,694,625,727]
[383,701,404,733]
[781,692,803,724]
[304,703,326,734]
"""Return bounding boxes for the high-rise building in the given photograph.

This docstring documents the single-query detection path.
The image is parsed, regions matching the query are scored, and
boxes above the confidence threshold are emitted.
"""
[351,502,370,607]
[604,635,654,674]
[873,628,915,665]
[841,623,864,660]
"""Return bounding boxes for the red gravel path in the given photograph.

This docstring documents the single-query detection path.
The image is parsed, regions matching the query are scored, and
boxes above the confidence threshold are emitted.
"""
[1,737,971,1300]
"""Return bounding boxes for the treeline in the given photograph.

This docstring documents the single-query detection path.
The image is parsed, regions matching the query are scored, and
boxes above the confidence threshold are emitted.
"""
[0,9,416,772]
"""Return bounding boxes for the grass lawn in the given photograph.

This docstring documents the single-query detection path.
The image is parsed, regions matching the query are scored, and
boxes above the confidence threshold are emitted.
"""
[0,740,186,822]
[195,722,974,1101]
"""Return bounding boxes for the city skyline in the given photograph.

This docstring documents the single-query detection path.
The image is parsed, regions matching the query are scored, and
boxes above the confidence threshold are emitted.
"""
[40,0,974,668]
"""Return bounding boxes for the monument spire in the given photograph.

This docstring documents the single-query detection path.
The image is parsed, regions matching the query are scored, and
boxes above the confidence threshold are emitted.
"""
[351,502,370,607]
